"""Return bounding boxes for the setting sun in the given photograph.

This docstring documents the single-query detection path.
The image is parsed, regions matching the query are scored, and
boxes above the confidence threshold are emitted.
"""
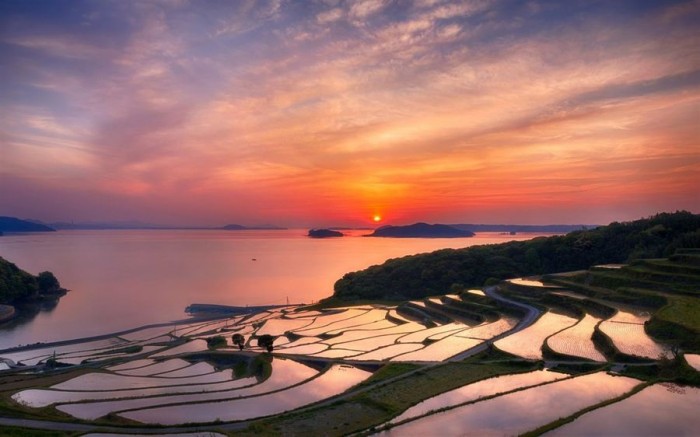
[373,215,382,222]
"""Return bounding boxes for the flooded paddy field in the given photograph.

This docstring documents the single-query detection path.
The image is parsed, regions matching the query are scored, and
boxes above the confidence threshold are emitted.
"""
[547,383,700,436]
[387,369,567,425]
[378,373,640,436]
[547,314,606,361]
[494,312,577,359]
[599,309,669,359]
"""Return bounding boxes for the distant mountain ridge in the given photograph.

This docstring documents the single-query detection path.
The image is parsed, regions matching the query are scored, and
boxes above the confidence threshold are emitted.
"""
[50,221,167,230]
[222,224,287,230]
[450,223,596,233]
[0,217,55,233]
[369,223,475,238]
[44,221,286,230]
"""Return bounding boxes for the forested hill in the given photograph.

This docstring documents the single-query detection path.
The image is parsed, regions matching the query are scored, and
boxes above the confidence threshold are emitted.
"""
[0,257,64,305]
[0,217,55,233]
[333,211,700,301]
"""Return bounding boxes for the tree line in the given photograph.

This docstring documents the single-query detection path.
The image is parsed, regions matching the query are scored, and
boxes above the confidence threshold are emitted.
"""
[332,211,700,301]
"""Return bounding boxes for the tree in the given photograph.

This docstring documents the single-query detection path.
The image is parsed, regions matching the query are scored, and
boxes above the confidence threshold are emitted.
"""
[257,334,275,352]
[232,333,246,351]
[37,271,61,294]
[206,335,226,349]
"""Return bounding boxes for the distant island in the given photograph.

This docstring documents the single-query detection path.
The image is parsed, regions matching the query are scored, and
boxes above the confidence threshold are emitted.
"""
[222,224,286,230]
[368,223,475,238]
[308,228,344,238]
[0,217,55,233]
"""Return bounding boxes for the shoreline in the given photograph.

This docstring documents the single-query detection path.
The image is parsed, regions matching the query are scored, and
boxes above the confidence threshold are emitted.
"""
[0,305,16,323]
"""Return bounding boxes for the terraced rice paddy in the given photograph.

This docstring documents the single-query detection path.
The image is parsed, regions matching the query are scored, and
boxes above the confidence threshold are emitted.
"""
[599,310,668,359]
[109,358,190,375]
[387,370,567,425]
[54,359,319,420]
[84,434,226,437]
[548,383,700,436]
[0,337,133,366]
[119,364,372,425]
[547,314,606,361]
[255,317,315,336]
[507,278,558,288]
[456,317,517,340]
[494,312,577,359]
[685,354,700,371]
[393,336,482,362]
[378,373,640,436]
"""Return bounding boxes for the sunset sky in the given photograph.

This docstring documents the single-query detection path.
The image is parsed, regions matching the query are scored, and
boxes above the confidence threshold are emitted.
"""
[1,0,698,227]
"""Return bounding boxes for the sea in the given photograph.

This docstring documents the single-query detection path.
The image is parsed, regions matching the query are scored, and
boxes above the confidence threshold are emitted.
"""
[0,229,545,350]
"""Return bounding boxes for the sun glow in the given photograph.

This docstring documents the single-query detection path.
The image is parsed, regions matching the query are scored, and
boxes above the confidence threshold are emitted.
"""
[373,214,382,222]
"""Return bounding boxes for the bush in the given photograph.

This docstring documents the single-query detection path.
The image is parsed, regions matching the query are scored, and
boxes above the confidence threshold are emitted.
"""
[206,335,227,349]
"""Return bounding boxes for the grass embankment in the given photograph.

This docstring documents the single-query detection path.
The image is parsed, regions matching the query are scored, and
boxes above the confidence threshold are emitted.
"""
[646,295,700,350]
[239,349,538,436]
[0,427,76,436]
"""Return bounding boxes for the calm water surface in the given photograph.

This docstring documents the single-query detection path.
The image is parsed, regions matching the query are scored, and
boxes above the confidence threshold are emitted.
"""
[547,383,700,436]
[379,372,639,436]
[0,230,543,349]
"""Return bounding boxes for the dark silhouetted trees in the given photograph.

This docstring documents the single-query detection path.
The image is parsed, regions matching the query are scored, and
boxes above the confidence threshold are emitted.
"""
[232,333,246,350]
[257,334,275,352]
[206,335,227,349]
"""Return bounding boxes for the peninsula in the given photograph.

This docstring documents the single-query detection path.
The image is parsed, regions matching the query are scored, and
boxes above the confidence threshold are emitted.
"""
[0,257,66,322]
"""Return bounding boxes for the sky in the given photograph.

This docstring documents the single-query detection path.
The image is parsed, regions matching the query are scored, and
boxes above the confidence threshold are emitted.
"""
[1,0,699,227]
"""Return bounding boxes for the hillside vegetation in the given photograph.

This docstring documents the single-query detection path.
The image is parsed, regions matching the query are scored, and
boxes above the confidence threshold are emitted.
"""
[0,257,63,305]
[333,211,700,301]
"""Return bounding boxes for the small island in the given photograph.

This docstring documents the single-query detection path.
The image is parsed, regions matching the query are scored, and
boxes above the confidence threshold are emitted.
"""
[368,222,475,238]
[222,224,286,230]
[308,228,344,238]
